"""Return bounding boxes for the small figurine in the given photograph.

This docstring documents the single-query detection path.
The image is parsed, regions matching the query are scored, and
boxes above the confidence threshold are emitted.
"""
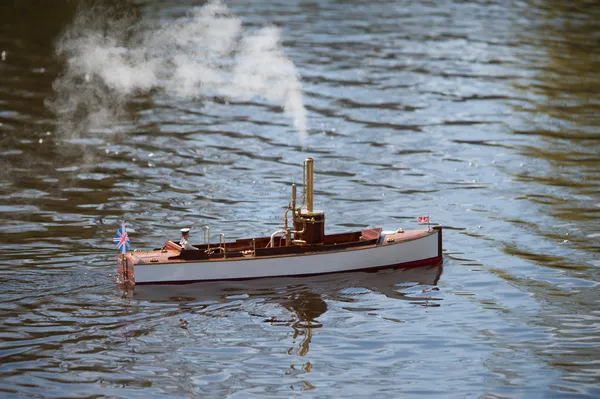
[179,228,198,250]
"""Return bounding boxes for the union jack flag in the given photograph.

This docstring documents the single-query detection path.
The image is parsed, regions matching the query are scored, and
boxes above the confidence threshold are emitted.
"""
[113,223,130,253]
[417,216,429,224]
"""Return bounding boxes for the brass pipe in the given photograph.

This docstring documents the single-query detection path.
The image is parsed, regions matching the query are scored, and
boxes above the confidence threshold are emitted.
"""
[284,208,291,246]
[299,162,306,211]
[292,219,306,237]
[305,158,314,213]
[291,183,297,212]
[289,182,297,244]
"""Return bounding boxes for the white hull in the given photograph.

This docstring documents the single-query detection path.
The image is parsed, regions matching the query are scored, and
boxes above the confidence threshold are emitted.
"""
[129,229,441,284]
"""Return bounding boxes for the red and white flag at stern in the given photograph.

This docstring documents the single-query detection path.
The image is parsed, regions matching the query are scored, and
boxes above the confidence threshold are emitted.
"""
[417,216,429,224]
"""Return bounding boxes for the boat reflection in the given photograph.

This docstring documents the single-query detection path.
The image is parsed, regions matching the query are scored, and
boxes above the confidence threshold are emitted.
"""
[130,261,443,312]
[130,262,442,359]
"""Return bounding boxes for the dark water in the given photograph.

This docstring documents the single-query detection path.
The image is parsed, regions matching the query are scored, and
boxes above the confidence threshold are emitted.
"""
[1,0,599,397]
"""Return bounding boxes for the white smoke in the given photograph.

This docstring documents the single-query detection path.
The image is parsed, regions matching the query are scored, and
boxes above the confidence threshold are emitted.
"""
[47,0,307,142]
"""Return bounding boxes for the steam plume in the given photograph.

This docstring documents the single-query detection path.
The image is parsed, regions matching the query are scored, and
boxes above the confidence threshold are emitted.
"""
[47,0,307,142]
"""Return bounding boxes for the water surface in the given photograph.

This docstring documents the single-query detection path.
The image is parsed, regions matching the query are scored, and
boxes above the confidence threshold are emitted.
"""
[1,0,599,397]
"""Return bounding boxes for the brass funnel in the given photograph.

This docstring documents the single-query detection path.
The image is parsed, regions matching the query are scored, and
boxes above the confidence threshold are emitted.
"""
[305,158,314,213]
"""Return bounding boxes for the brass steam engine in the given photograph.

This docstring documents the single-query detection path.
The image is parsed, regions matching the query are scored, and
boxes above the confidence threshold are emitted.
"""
[283,158,325,246]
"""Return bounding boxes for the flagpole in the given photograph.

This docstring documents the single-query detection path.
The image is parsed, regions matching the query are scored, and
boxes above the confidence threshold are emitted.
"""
[121,221,128,284]
[428,214,430,231]
[121,221,127,255]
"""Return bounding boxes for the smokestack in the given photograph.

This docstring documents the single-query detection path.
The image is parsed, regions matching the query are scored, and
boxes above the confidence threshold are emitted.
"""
[305,158,314,213]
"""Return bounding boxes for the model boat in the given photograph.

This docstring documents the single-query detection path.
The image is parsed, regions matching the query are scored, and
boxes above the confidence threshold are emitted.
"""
[117,158,442,285]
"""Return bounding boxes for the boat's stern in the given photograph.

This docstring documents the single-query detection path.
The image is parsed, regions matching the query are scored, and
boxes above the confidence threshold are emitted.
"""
[116,240,184,286]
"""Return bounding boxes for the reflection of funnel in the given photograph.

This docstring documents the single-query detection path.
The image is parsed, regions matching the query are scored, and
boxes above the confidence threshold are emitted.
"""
[280,291,326,357]
[292,322,313,357]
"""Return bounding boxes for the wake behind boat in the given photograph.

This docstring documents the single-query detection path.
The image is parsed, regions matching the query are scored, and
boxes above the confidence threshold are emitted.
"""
[117,158,442,285]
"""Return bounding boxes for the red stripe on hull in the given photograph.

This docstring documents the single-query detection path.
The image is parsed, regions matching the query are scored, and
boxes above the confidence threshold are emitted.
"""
[133,256,443,285]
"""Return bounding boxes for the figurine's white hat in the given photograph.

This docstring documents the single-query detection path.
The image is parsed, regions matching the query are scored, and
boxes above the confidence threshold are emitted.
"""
[180,228,191,234]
